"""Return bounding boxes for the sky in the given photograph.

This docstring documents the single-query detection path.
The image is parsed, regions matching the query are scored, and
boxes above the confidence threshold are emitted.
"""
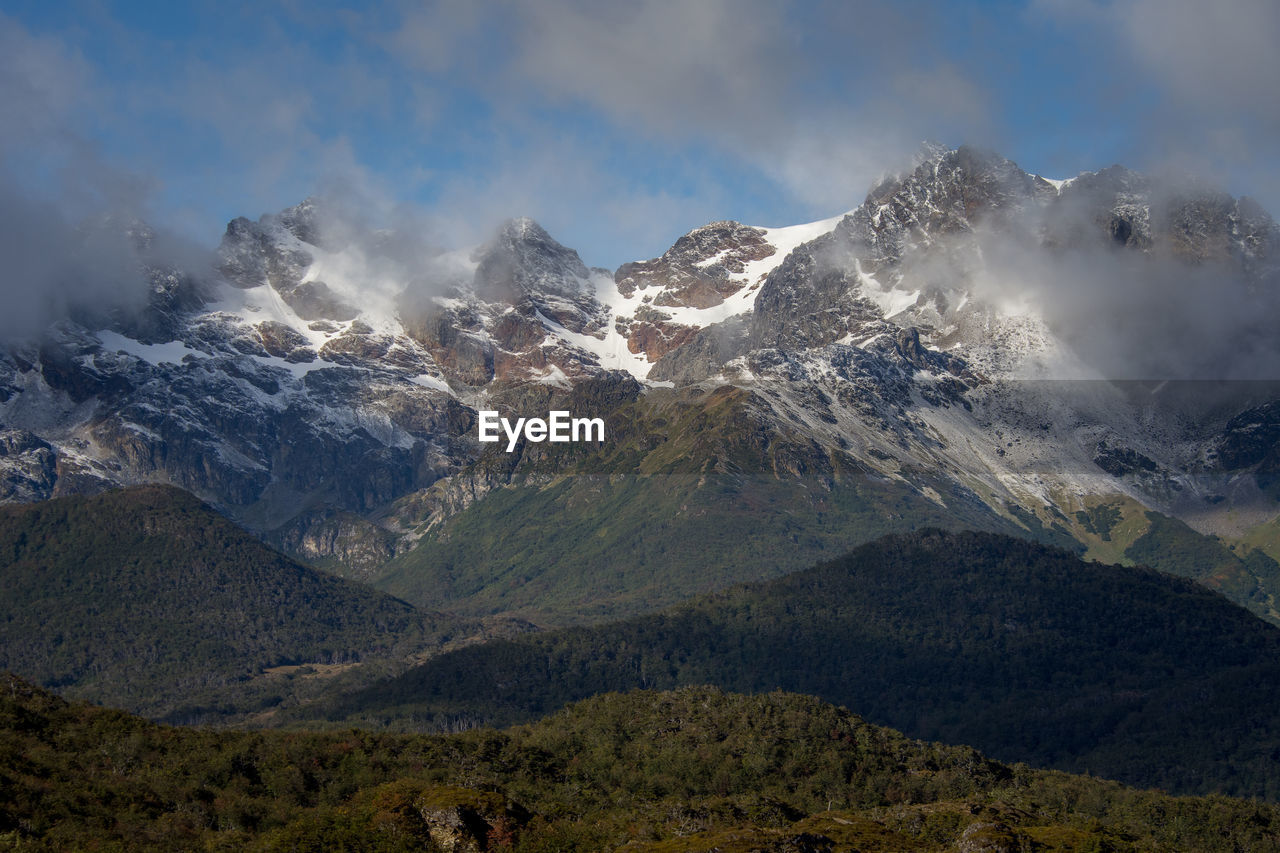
[1,0,1278,271]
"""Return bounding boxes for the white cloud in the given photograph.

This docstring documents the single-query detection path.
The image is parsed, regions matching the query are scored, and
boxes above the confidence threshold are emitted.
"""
[1032,0,1280,206]
[381,1,991,218]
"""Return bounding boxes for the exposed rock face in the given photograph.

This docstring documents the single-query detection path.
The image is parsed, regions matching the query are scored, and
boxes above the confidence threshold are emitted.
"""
[852,145,1053,270]
[748,235,878,352]
[612,216,850,363]
[953,821,1025,853]
[472,217,608,335]
[649,316,751,383]
[615,220,773,305]
[0,430,57,502]
[270,508,398,579]
[745,146,1060,363]
[412,787,528,852]
[217,202,359,321]
[1093,441,1159,477]
[398,217,617,385]
[1210,400,1280,498]
[1215,402,1280,470]
[617,305,700,363]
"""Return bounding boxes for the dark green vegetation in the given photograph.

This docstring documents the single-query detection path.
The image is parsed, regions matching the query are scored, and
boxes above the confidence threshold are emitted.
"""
[0,486,463,722]
[1076,503,1122,541]
[378,473,1002,625]
[327,530,1280,799]
[1125,510,1280,614]
[5,675,1280,852]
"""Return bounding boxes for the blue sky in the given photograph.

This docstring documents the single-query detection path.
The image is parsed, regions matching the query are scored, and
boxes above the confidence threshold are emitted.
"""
[2,0,1277,270]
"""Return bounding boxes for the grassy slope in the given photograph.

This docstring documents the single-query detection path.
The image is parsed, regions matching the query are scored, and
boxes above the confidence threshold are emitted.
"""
[376,473,1012,624]
[376,385,1060,625]
[326,529,1280,799]
[376,381,1280,629]
[0,485,460,720]
[4,674,1280,851]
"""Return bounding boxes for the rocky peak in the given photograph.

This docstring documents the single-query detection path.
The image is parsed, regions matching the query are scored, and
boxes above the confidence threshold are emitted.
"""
[473,217,593,301]
[1048,167,1280,267]
[614,220,774,306]
[274,197,324,247]
[610,213,854,365]
[215,205,357,322]
[1047,166,1153,251]
[470,217,608,336]
[851,146,1049,270]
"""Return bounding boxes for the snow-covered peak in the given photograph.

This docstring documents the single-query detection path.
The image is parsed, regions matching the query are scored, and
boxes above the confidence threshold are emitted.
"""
[606,211,851,366]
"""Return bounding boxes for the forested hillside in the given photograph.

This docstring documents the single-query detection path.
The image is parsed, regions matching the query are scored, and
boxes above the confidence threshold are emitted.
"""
[323,529,1280,798]
[0,486,463,720]
[4,675,1280,851]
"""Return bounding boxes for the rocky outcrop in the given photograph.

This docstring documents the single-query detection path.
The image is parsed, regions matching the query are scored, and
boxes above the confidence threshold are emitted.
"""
[649,316,751,383]
[216,204,359,321]
[952,821,1026,853]
[1092,441,1158,477]
[0,429,57,502]
[271,508,398,579]
[615,305,700,363]
[472,217,609,335]
[615,220,774,305]
[410,786,529,852]
[1213,401,1280,470]
[749,238,878,352]
[398,218,618,385]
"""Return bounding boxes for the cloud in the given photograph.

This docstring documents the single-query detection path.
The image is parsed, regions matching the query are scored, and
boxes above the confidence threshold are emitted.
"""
[4,0,1276,322]
[0,14,88,154]
[0,181,151,341]
[0,15,217,341]
[982,239,1280,381]
[382,1,994,219]
[500,0,795,137]
[925,186,1280,381]
[1119,0,1280,128]
[1031,0,1280,206]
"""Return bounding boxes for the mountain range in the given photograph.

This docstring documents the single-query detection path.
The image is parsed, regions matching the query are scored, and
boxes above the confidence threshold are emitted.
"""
[2,144,1278,628]
[7,143,1280,845]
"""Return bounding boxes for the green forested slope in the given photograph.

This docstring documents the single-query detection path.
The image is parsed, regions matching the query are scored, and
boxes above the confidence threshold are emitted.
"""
[0,486,458,719]
[376,473,1011,624]
[327,529,1280,798]
[4,674,1280,851]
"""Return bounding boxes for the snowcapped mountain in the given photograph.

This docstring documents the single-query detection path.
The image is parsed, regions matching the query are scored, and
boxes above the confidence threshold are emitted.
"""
[611,214,848,363]
[3,144,1280,622]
